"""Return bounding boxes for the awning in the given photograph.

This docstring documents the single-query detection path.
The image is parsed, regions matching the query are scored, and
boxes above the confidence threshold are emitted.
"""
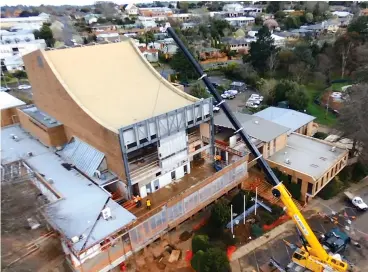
[61,137,105,177]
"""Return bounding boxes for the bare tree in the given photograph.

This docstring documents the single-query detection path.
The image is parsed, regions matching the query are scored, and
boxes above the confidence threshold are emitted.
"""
[267,51,279,76]
[334,34,358,78]
[336,84,368,162]
[290,62,308,84]
[317,52,334,86]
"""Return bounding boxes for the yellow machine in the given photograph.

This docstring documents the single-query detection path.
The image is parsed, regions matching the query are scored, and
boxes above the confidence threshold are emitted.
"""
[166,27,351,272]
[273,184,349,272]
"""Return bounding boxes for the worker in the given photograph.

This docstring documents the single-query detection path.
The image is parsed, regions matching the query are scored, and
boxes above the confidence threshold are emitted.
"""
[146,199,151,210]
[133,195,138,207]
[136,195,142,207]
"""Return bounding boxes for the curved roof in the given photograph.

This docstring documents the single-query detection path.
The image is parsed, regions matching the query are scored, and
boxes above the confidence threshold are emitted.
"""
[41,40,198,133]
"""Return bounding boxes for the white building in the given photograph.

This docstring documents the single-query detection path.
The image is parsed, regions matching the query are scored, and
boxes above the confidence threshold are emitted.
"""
[1,14,50,29]
[223,3,244,13]
[125,4,139,15]
[0,39,46,71]
[169,13,192,21]
[225,17,255,27]
[137,17,158,29]
[1,33,35,44]
[271,34,286,47]
[96,33,120,42]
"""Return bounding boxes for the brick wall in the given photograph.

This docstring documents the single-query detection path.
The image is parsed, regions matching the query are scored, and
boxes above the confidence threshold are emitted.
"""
[23,51,126,181]
[1,107,19,127]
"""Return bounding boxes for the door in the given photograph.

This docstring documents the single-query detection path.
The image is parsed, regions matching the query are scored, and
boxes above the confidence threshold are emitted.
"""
[153,179,159,191]
[184,165,188,174]
[146,183,152,195]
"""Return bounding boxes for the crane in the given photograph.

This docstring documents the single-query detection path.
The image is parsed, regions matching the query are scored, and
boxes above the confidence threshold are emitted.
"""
[166,27,350,272]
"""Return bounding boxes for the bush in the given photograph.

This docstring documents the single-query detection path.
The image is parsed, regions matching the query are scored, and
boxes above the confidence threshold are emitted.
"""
[221,231,237,247]
[339,162,368,183]
[203,248,230,272]
[13,70,27,79]
[318,178,344,200]
[192,235,210,253]
[313,132,328,140]
[191,250,205,271]
[284,181,302,200]
[209,201,231,229]
[251,224,263,238]
[257,210,276,225]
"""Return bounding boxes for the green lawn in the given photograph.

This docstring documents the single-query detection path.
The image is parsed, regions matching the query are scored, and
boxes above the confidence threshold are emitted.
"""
[1,78,29,85]
[304,84,337,127]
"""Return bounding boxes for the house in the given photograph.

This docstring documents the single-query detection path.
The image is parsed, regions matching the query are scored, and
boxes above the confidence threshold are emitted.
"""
[223,3,245,17]
[125,4,139,15]
[271,34,286,47]
[253,107,316,136]
[360,9,368,16]
[332,11,353,18]
[243,6,263,17]
[13,39,249,271]
[137,16,158,29]
[96,33,120,42]
[0,92,25,127]
[198,47,223,60]
[222,37,254,53]
[84,14,100,25]
[225,17,255,27]
[139,46,159,62]
[138,7,173,17]
[213,112,348,202]
[168,13,192,21]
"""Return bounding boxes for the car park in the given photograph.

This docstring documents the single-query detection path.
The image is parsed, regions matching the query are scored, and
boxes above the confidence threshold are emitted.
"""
[18,84,32,90]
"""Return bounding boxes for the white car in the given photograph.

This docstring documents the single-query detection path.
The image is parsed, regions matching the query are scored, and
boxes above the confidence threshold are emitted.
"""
[221,93,235,99]
[246,102,258,108]
[18,84,31,90]
[213,106,221,113]
[1,86,11,92]
[250,94,264,101]
[248,98,261,105]
[225,90,238,96]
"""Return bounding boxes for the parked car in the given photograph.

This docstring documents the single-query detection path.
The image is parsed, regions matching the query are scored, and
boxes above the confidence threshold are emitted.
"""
[18,84,32,90]
[250,94,263,101]
[1,86,11,92]
[221,93,235,99]
[246,102,259,108]
[344,191,368,211]
[225,90,238,96]
[248,98,261,105]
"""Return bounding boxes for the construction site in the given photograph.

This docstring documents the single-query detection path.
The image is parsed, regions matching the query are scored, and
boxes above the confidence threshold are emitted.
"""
[1,28,367,272]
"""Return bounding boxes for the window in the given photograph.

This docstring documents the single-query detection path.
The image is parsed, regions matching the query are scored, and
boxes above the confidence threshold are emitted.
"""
[171,171,176,180]
[315,181,319,192]
[307,182,313,194]
[288,175,292,182]
[273,138,276,153]
[297,178,302,186]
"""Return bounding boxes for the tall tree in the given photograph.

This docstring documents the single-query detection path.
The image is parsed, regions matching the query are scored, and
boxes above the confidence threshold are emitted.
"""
[348,16,368,41]
[266,1,282,13]
[334,33,359,78]
[34,23,55,47]
[248,26,276,74]
[274,80,309,111]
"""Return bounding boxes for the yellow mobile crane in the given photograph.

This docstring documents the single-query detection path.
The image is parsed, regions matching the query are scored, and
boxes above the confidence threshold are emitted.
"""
[167,27,350,272]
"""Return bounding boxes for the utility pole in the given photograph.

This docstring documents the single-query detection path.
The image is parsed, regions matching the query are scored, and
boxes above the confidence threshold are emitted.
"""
[243,194,246,225]
[255,187,258,216]
[231,204,234,236]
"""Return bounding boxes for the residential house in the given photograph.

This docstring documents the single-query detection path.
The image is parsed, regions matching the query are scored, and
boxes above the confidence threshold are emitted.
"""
[96,33,120,42]
[213,112,348,202]
[84,14,100,25]
[271,34,286,47]
[221,37,254,53]
[125,4,139,15]
[9,39,249,272]
[91,23,118,33]
[225,17,255,27]
[198,47,223,60]
[168,13,192,21]
[243,6,263,17]
[139,46,159,62]
[223,3,245,17]
[138,7,173,17]
[360,9,368,16]
[332,11,353,18]
[137,16,158,29]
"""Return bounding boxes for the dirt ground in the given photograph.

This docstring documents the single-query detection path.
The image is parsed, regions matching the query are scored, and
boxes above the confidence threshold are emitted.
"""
[1,179,68,272]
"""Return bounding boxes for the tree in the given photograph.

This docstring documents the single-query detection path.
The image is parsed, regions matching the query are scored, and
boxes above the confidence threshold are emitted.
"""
[248,26,276,74]
[290,62,308,83]
[256,78,278,104]
[202,248,230,272]
[334,33,359,78]
[336,84,368,163]
[209,200,231,229]
[266,1,282,13]
[267,51,279,76]
[19,10,40,17]
[305,12,314,23]
[255,16,263,26]
[274,11,286,20]
[192,235,210,253]
[190,84,210,99]
[274,80,309,111]
[284,16,301,29]
[178,1,189,13]
[191,250,205,271]
[34,24,55,47]
[316,52,334,86]
[348,16,368,41]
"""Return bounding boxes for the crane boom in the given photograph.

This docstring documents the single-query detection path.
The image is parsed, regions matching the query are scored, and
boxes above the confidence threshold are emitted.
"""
[167,27,349,272]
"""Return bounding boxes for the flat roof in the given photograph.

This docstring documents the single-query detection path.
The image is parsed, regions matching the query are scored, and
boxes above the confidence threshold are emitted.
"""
[267,133,347,180]
[21,105,62,128]
[38,40,198,133]
[0,92,26,110]
[1,125,136,253]
[254,106,315,134]
[214,112,289,143]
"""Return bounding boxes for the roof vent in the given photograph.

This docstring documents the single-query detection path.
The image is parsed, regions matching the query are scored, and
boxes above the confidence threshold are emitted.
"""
[47,178,54,184]
[254,120,259,124]
[12,135,19,142]
[285,158,291,164]
[27,152,33,157]
[43,117,50,121]
[101,207,112,220]
[331,146,336,152]
[71,236,80,243]
[49,119,57,124]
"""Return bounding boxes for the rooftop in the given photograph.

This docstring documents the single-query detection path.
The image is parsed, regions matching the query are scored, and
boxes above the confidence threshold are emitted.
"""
[21,105,62,128]
[35,40,197,133]
[214,112,289,143]
[253,106,315,134]
[1,125,136,253]
[0,92,25,110]
[267,133,347,180]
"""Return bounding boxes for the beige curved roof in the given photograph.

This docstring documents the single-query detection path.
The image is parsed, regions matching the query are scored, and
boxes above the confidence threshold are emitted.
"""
[42,40,198,133]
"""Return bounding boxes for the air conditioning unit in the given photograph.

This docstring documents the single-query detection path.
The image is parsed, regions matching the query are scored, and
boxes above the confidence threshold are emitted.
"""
[27,152,33,157]
[13,136,19,142]
[331,146,336,152]
[94,170,101,179]
[101,207,112,220]
[285,158,291,164]
[47,178,54,184]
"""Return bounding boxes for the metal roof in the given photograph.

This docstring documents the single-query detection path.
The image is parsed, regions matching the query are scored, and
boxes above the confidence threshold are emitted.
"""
[267,133,347,180]
[254,107,316,135]
[214,112,289,143]
[61,137,105,177]
[0,92,25,110]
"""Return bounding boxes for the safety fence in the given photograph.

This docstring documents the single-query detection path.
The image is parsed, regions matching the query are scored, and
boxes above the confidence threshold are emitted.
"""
[128,159,248,251]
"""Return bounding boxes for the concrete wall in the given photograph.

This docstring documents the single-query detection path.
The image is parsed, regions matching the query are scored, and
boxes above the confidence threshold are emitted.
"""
[1,107,19,127]
[17,109,67,147]
[263,133,288,159]
[23,51,126,181]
